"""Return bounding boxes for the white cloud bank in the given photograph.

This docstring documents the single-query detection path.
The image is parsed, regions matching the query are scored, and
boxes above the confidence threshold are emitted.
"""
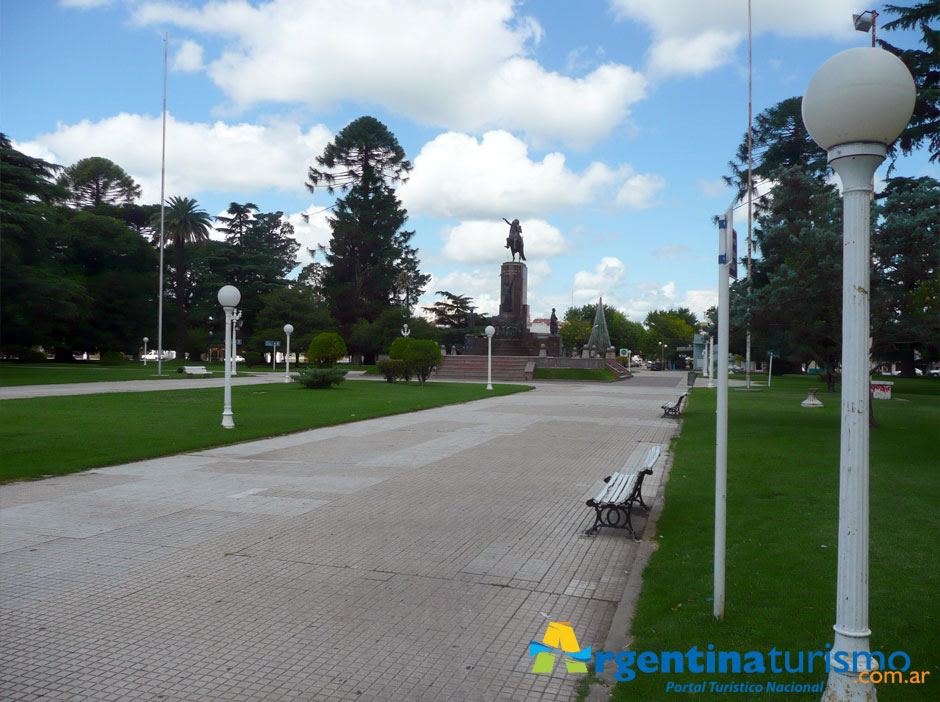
[401,130,665,218]
[133,0,646,147]
[18,113,332,203]
[610,0,860,77]
[440,219,567,264]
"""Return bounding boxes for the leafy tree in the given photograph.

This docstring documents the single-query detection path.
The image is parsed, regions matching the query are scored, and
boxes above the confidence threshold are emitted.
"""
[879,2,939,163]
[306,116,428,331]
[643,309,695,359]
[725,97,828,202]
[251,284,335,364]
[559,314,591,353]
[58,156,141,207]
[745,168,844,390]
[401,339,441,386]
[424,291,476,328]
[0,135,88,349]
[213,202,301,347]
[161,196,213,358]
[871,176,939,374]
[307,332,347,367]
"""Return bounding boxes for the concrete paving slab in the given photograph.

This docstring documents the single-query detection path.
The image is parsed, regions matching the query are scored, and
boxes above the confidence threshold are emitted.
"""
[0,371,689,700]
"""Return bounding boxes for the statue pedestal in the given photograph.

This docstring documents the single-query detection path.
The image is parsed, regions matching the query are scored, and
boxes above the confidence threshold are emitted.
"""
[498,261,528,328]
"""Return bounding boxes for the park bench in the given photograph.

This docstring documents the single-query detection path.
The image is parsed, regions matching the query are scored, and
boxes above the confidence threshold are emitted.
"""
[661,393,687,418]
[585,445,661,538]
[181,365,212,378]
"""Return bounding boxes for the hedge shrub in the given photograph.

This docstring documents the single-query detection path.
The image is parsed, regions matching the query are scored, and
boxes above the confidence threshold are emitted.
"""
[293,367,347,389]
[401,339,442,386]
[243,351,263,367]
[377,358,405,383]
[308,332,347,367]
[99,351,127,365]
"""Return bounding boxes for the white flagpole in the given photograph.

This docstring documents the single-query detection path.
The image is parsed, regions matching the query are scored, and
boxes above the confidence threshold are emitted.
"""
[715,205,732,621]
[156,32,168,375]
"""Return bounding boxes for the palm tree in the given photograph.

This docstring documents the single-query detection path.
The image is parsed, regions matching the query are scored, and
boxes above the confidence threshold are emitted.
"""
[161,196,212,359]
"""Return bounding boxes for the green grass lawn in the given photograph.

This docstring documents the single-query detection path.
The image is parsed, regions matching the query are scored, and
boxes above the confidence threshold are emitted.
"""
[0,380,530,482]
[610,375,938,701]
[533,367,618,381]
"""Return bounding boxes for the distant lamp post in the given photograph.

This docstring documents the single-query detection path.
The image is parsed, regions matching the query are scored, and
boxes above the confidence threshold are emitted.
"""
[217,285,241,429]
[401,323,411,337]
[142,337,149,366]
[852,10,878,47]
[283,324,294,383]
[485,325,495,390]
[659,340,666,368]
[802,47,915,702]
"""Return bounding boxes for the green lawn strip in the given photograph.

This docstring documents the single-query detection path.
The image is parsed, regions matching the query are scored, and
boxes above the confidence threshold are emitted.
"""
[533,367,617,381]
[610,375,939,701]
[0,380,531,482]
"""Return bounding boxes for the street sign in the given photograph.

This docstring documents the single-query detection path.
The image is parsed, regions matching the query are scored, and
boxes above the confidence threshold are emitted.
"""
[619,348,628,357]
[265,340,280,347]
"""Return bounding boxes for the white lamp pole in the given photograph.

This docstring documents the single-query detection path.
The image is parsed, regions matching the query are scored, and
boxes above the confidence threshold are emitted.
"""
[218,285,241,429]
[485,325,495,390]
[231,309,241,376]
[283,324,294,383]
[802,47,915,702]
[142,337,148,366]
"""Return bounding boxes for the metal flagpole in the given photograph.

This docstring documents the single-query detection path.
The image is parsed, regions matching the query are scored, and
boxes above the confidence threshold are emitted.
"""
[156,32,168,375]
[715,205,733,620]
[745,0,753,390]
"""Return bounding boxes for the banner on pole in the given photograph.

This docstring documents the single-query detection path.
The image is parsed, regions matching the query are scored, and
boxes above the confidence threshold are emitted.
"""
[718,206,737,279]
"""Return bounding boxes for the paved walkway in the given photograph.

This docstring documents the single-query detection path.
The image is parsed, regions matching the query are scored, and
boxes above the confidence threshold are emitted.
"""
[1,372,689,701]
[0,372,302,400]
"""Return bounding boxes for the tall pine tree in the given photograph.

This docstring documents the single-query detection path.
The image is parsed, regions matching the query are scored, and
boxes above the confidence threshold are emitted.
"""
[306,116,429,330]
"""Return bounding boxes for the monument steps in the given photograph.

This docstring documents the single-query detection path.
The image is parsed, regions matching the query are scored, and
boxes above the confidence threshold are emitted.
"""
[433,355,533,381]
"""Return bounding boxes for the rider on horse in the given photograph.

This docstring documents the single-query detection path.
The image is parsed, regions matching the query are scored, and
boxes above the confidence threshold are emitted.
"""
[502,218,526,262]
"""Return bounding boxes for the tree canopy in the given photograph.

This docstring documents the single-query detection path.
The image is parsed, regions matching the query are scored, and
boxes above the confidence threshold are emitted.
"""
[58,156,142,208]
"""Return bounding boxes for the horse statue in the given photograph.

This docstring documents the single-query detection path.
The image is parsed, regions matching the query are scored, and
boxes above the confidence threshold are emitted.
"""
[502,217,526,262]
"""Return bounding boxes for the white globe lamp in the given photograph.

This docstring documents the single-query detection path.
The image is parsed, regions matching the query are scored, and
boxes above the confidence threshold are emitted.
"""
[802,47,914,702]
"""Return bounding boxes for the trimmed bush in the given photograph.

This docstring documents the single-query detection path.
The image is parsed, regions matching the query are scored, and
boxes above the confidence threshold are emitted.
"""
[243,351,263,367]
[53,346,76,363]
[293,367,347,389]
[377,358,405,383]
[389,337,413,381]
[401,339,442,386]
[308,332,347,368]
[3,346,47,363]
[99,351,127,366]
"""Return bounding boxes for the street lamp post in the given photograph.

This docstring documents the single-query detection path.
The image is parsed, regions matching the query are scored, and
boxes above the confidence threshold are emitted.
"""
[217,285,241,429]
[142,337,148,366]
[283,324,294,383]
[485,325,495,390]
[802,47,915,702]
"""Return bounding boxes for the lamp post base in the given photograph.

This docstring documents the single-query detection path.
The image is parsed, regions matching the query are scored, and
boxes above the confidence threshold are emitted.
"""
[221,410,234,429]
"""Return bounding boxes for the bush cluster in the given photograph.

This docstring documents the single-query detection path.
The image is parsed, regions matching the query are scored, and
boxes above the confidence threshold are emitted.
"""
[99,351,127,365]
[2,346,47,363]
[243,351,263,367]
[293,367,347,389]
[308,332,347,367]
[386,338,442,386]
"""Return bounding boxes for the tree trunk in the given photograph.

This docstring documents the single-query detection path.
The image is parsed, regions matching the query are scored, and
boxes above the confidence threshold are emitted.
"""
[175,241,187,360]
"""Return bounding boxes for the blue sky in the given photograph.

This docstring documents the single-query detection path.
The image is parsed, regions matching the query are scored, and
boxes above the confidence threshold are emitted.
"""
[2,0,932,323]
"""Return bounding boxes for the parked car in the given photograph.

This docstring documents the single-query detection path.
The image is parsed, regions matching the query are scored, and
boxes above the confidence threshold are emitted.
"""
[647,361,662,371]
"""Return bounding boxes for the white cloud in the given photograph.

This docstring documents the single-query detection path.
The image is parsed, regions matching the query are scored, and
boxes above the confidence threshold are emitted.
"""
[19,113,332,202]
[572,257,627,303]
[285,206,333,265]
[60,0,113,8]
[440,219,567,264]
[652,244,694,261]
[615,173,666,210]
[133,0,646,146]
[699,178,730,198]
[619,280,716,321]
[172,40,205,72]
[610,0,860,77]
[401,130,658,218]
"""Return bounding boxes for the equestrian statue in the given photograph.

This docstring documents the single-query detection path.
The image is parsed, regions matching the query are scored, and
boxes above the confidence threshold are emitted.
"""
[502,217,526,262]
